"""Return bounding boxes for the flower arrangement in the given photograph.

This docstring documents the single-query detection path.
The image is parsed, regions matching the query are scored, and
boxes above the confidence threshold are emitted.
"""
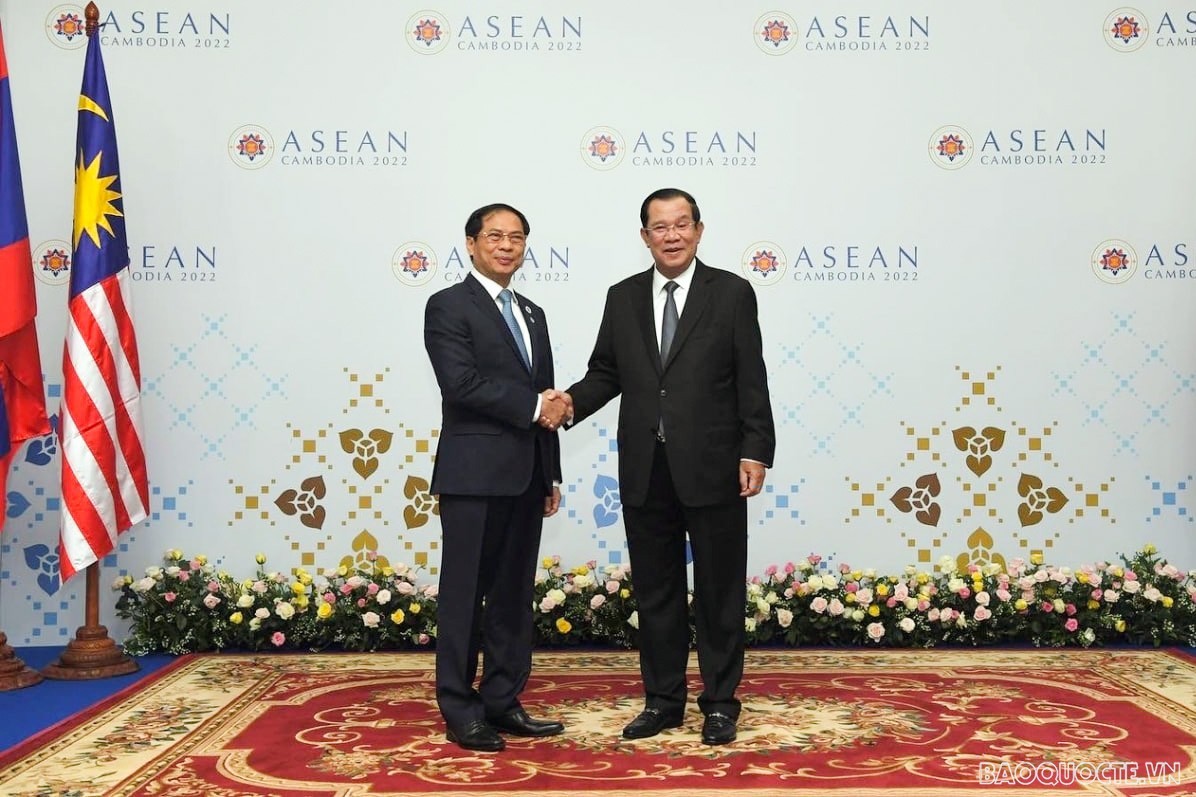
[113,544,1196,656]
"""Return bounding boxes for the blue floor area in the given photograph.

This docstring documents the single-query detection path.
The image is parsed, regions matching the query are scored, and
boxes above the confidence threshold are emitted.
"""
[0,647,176,754]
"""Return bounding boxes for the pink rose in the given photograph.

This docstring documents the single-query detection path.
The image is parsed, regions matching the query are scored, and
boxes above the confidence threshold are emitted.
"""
[810,596,828,614]
[207,581,221,593]
[1065,603,1077,616]
[1064,618,1078,633]
[974,606,991,622]
[271,631,286,646]
[764,564,778,577]
[866,622,885,640]
[164,592,177,603]
[178,571,190,582]
[367,582,380,596]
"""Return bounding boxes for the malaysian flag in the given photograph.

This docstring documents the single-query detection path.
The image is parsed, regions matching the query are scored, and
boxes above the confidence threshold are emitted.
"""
[58,26,148,580]
[0,21,50,522]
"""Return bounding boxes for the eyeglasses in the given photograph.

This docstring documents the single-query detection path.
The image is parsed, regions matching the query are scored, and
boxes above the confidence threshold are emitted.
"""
[475,230,527,246]
[645,219,696,238]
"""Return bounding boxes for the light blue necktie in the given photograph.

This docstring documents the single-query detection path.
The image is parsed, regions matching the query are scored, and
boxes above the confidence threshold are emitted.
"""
[498,289,531,371]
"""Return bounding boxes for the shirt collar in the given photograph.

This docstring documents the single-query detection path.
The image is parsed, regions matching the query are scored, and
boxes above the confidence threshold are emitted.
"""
[472,268,512,302]
[652,259,696,294]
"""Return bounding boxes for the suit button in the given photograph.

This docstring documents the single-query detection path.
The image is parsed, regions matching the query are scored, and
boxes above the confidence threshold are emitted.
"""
[660,389,667,397]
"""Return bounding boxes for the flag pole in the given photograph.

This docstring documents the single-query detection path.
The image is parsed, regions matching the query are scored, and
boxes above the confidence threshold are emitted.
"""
[41,2,137,680]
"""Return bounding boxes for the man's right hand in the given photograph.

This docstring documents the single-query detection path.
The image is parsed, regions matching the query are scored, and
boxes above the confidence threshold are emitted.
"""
[539,390,571,429]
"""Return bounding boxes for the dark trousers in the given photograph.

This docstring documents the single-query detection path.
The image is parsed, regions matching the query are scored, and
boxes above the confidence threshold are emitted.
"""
[622,441,747,719]
[435,479,544,728]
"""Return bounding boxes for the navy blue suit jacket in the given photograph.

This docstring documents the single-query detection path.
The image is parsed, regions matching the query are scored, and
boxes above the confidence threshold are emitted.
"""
[424,273,561,497]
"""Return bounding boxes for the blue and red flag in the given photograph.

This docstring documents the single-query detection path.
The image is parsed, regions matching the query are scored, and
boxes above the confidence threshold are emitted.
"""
[0,21,51,523]
[58,27,148,580]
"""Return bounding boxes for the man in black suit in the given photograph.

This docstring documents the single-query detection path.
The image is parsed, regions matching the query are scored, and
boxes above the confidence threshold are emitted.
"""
[424,203,570,752]
[562,188,775,745]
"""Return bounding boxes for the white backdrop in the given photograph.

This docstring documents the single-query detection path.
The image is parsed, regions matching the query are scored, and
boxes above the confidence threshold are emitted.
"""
[1,1,1193,645]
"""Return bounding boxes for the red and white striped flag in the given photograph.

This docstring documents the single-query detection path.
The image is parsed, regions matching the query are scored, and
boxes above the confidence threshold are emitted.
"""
[58,28,148,581]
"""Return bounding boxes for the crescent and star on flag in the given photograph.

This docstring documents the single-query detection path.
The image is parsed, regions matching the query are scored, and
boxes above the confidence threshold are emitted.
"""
[73,93,121,250]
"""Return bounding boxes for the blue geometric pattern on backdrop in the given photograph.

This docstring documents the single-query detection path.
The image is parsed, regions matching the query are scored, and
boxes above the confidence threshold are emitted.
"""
[560,422,627,567]
[772,313,894,456]
[141,313,288,460]
[1144,475,1194,524]
[1052,311,1196,457]
[143,480,196,528]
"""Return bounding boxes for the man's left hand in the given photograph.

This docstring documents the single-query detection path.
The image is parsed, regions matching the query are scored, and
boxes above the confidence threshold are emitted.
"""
[739,461,766,498]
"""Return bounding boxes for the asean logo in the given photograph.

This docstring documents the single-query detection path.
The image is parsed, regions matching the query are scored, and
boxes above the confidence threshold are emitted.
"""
[34,239,72,286]
[392,242,438,287]
[1091,239,1137,284]
[227,125,275,170]
[1103,8,1149,52]
[740,242,787,286]
[928,125,974,170]
[580,126,626,171]
[754,12,798,55]
[407,10,452,55]
[45,5,88,50]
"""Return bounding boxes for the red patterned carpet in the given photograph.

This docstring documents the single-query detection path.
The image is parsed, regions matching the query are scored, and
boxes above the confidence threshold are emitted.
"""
[2,649,1195,796]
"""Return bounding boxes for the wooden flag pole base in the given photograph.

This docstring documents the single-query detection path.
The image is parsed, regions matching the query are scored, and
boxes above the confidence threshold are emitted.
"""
[0,631,43,690]
[41,564,139,680]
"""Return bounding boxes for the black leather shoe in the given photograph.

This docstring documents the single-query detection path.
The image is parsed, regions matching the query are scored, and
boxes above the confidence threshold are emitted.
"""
[446,719,505,752]
[622,708,684,739]
[486,708,565,737]
[701,712,737,745]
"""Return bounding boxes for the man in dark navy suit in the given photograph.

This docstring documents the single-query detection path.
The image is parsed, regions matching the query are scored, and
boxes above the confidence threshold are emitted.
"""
[424,203,569,752]
[563,188,776,745]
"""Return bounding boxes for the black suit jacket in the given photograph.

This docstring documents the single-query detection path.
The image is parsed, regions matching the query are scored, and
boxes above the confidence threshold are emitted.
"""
[424,273,561,497]
[567,261,775,507]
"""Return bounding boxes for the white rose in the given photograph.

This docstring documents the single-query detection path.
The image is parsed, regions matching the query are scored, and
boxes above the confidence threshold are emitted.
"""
[202,594,221,609]
[237,594,255,608]
[376,589,392,605]
[777,608,794,628]
[745,617,757,633]
[851,609,865,622]
[866,622,885,640]
[590,594,606,610]
[254,607,270,620]
[362,611,381,628]
[628,611,639,629]
[899,617,915,633]
[547,588,567,605]
[134,577,157,593]
[275,601,295,620]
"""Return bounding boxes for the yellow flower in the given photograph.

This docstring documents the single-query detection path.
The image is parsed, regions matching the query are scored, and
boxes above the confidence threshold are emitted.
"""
[1029,552,1043,566]
[875,584,890,597]
[867,604,880,617]
[573,565,590,576]
[381,566,394,577]
[542,557,556,569]
[1110,566,1124,578]
[1077,572,1089,584]
[1162,596,1174,608]
[916,573,929,585]
[291,582,307,595]
[1115,619,1127,632]
[555,617,572,634]
[241,578,254,591]
[845,593,857,604]
[295,595,309,610]
[409,603,421,615]
[391,608,406,624]
[620,588,630,599]
[1014,599,1028,611]
[1143,543,1157,555]
[1087,600,1100,610]
[229,612,243,625]
[316,602,333,620]
[255,552,267,565]
[195,554,208,566]
[337,565,348,577]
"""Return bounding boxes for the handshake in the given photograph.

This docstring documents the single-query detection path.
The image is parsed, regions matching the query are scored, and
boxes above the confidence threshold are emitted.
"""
[538,389,573,430]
